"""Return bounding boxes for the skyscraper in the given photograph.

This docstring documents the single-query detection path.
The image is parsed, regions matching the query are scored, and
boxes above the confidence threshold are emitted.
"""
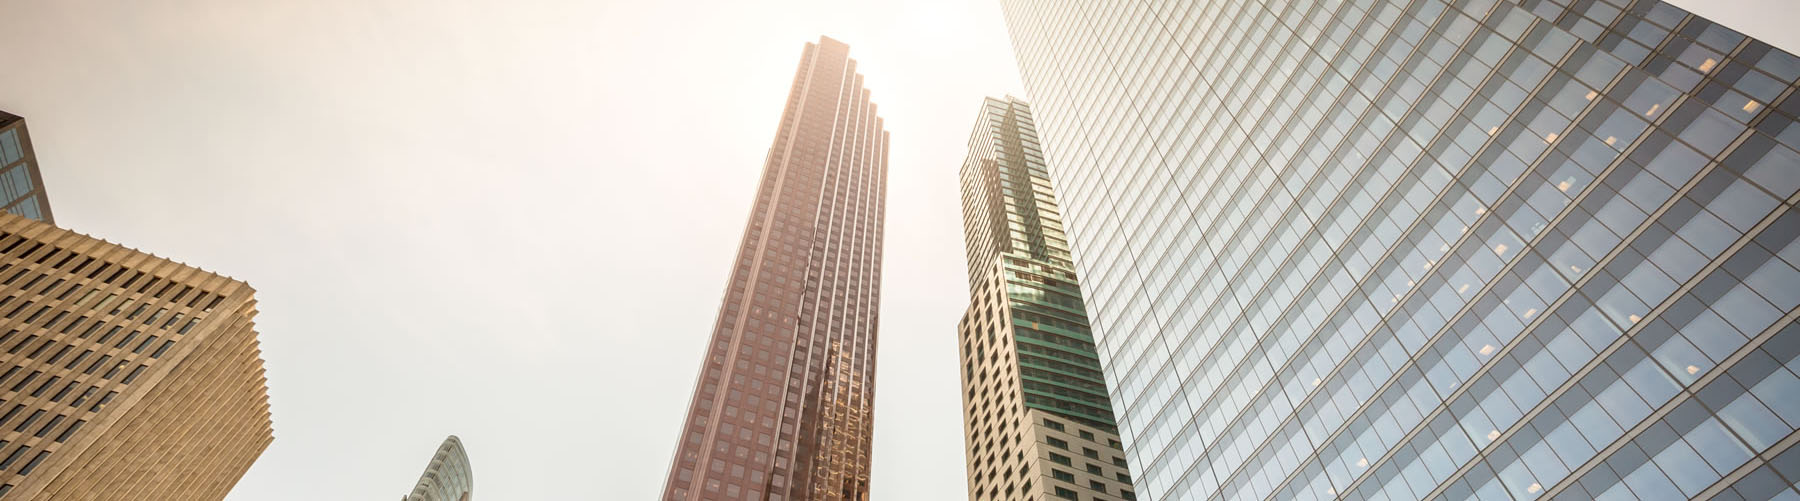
[0,112,52,223]
[999,0,1800,499]
[661,36,888,501]
[955,96,1135,501]
[403,435,473,501]
[0,212,272,499]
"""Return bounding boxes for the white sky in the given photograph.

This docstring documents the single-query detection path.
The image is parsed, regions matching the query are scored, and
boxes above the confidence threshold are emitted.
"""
[2,1,1794,500]
[0,0,1021,499]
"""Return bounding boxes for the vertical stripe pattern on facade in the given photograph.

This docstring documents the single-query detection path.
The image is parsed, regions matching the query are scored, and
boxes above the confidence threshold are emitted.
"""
[999,0,1800,499]
[662,36,888,501]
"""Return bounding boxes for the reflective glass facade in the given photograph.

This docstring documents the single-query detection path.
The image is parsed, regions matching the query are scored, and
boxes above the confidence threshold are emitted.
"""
[998,0,1800,499]
[0,112,52,224]
[403,435,472,501]
[956,96,1136,500]
[662,36,888,501]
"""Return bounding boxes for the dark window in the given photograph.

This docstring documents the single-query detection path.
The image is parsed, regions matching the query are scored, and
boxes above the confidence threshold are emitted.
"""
[150,341,174,359]
[54,420,83,442]
[8,372,39,392]
[33,415,62,437]
[13,410,43,432]
[18,451,48,475]
[121,365,146,384]
[0,446,27,470]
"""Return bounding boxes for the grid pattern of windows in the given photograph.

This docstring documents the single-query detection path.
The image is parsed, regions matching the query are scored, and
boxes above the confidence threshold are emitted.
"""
[957,97,1137,501]
[0,213,270,499]
[403,435,472,501]
[662,36,888,501]
[0,112,51,224]
[998,0,1800,499]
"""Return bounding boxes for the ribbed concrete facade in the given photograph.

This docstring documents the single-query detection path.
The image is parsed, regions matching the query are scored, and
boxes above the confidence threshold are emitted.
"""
[957,97,1136,501]
[661,36,888,501]
[0,212,272,499]
[0,112,52,224]
[999,0,1800,499]
[403,435,472,501]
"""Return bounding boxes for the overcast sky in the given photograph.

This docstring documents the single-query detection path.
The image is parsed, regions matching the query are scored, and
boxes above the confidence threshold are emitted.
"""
[0,0,1022,499]
[0,1,1795,500]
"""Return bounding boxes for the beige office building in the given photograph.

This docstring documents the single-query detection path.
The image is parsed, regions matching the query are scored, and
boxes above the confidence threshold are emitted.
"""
[0,213,272,499]
[956,97,1134,501]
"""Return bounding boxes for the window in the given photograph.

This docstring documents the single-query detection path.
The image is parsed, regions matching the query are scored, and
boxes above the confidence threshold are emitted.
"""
[54,420,82,442]
[1090,480,1106,493]
[1047,437,1069,449]
[13,410,42,432]
[18,451,48,475]
[1044,418,1065,431]
[121,365,147,384]
[33,415,61,437]
[1052,469,1075,482]
[0,446,26,470]
[1050,452,1072,465]
[1054,486,1079,500]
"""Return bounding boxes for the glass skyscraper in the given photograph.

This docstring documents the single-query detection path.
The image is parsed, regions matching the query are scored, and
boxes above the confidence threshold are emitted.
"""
[0,112,52,224]
[998,0,1800,499]
[403,435,472,501]
[661,36,888,501]
[955,96,1136,501]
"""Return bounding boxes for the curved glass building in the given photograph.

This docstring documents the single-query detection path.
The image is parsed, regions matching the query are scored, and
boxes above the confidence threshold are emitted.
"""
[403,435,472,501]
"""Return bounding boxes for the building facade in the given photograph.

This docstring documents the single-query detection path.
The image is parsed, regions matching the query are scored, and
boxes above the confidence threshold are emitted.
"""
[0,212,272,499]
[0,112,52,224]
[403,435,472,501]
[956,96,1136,501]
[661,36,889,501]
[998,0,1800,499]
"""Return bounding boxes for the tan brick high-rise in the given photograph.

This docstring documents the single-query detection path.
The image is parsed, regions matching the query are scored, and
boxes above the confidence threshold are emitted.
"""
[0,213,272,499]
[661,36,887,501]
[955,97,1133,501]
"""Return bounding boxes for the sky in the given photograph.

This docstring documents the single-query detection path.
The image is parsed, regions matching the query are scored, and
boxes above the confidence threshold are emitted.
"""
[0,0,1022,499]
[1,1,1796,500]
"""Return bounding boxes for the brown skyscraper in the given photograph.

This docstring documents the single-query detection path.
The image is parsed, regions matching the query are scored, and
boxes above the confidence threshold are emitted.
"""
[661,36,888,501]
[0,213,272,499]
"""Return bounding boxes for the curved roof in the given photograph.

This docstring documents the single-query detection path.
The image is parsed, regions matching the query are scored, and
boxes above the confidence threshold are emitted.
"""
[403,435,472,501]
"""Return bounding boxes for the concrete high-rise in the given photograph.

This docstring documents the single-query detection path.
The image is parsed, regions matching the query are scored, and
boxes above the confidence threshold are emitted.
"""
[661,36,888,501]
[403,435,472,501]
[999,0,1800,499]
[955,97,1135,501]
[0,112,52,223]
[0,212,272,499]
